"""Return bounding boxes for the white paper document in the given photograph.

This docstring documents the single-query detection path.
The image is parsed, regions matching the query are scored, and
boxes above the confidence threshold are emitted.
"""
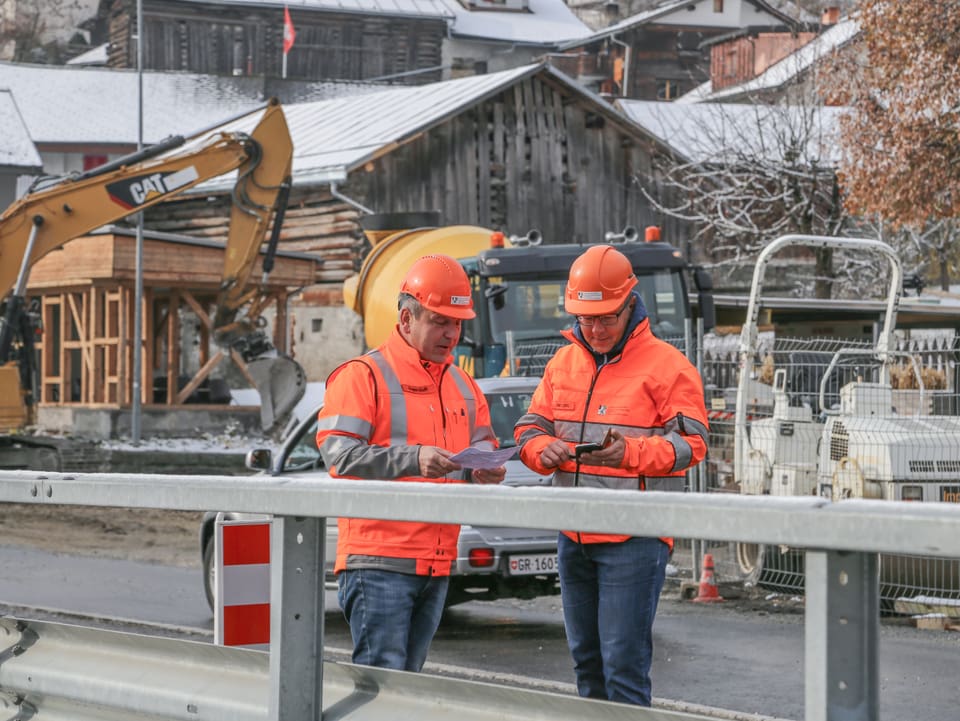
[449,446,517,469]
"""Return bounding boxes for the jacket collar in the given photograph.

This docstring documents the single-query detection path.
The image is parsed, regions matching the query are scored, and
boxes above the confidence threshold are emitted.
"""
[565,290,649,366]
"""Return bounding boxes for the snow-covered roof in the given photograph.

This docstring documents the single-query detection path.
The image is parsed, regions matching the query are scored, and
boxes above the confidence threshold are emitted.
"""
[0,90,42,170]
[184,0,453,19]
[192,63,550,187]
[558,0,797,51]
[5,60,656,192]
[0,62,378,146]
[442,0,591,45]
[66,43,108,66]
[618,99,846,166]
[679,15,860,103]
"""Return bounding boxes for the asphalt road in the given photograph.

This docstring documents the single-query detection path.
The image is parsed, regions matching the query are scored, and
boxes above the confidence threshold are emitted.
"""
[0,545,957,721]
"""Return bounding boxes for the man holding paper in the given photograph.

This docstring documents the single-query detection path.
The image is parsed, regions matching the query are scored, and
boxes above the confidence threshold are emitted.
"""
[316,253,505,672]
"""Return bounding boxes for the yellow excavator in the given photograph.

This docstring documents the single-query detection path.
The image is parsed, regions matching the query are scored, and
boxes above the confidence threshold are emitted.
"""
[0,98,305,452]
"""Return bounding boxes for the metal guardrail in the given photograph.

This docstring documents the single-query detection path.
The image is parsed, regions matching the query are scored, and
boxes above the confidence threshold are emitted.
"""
[1,469,959,721]
[0,617,715,721]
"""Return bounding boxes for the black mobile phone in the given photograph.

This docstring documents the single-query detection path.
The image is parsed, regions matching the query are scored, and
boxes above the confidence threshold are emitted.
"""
[574,429,614,457]
[574,442,603,456]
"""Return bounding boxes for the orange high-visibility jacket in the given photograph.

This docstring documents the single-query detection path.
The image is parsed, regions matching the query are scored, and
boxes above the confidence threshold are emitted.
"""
[514,317,709,545]
[317,327,497,575]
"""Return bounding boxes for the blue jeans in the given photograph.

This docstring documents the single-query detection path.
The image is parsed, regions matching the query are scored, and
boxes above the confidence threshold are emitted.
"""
[337,569,449,671]
[558,534,668,706]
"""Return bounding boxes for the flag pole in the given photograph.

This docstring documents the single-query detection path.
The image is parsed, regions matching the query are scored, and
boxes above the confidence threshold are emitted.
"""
[282,5,295,79]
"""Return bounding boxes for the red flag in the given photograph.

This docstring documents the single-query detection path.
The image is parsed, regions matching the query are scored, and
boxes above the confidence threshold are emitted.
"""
[283,6,296,55]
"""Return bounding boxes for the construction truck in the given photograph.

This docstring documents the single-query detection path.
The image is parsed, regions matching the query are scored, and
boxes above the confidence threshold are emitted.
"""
[733,235,960,596]
[0,99,305,466]
[343,212,715,376]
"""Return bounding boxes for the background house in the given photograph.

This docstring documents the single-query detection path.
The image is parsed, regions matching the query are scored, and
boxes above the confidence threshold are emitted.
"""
[92,0,451,82]
[550,0,800,100]
[680,9,857,104]
[90,0,590,83]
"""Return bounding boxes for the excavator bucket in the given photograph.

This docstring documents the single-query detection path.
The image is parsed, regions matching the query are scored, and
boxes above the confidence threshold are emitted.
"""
[246,354,306,433]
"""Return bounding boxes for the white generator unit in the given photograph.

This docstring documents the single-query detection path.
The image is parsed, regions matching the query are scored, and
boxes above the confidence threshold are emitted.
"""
[819,382,960,502]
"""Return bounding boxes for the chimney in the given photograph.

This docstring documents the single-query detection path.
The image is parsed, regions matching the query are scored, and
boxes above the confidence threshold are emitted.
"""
[821,6,840,26]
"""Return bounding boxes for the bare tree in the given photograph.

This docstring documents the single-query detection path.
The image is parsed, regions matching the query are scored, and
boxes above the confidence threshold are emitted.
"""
[0,0,92,64]
[633,100,881,298]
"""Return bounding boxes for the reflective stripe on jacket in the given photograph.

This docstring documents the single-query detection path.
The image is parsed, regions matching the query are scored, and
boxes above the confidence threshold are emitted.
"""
[514,317,709,545]
[316,327,496,575]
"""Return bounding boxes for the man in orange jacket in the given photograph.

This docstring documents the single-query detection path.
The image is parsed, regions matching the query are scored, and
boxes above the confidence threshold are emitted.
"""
[316,254,506,672]
[514,244,709,706]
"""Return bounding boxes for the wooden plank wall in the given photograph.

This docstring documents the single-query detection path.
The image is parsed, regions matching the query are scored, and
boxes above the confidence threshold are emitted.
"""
[105,0,445,83]
[347,75,681,248]
[143,188,363,284]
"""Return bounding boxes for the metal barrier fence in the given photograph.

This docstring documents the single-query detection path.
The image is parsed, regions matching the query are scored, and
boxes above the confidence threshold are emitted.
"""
[689,330,960,603]
[1,469,959,721]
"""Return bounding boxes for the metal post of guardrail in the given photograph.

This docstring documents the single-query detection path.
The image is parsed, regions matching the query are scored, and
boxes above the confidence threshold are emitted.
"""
[805,550,879,721]
[268,515,326,720]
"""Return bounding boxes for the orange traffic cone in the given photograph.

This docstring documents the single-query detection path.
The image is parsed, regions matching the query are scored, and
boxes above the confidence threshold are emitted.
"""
[692,553,724,603]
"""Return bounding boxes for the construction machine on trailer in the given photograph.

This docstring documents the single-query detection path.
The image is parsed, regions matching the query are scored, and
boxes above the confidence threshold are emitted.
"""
[733,235,960,595]
[0,99,305,468]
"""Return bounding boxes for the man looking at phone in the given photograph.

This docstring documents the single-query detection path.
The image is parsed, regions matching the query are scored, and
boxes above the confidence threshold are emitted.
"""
[514,244,709,707]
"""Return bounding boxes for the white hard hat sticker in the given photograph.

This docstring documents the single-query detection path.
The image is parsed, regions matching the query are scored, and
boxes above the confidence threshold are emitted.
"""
[450,295,471,306]
[577,291,604,301]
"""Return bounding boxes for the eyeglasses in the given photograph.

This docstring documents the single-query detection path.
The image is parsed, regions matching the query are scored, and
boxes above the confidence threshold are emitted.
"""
[576,303,630,327]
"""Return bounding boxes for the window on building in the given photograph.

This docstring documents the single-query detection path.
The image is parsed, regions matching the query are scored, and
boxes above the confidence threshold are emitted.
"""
[83,154,108,171]
[656,80,682,100]
[713,0,724,11]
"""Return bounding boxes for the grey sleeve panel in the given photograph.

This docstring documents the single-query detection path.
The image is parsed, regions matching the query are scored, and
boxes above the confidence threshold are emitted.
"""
[672,414,709,445]
[665,433,693,473]
[319,434,421,480]
[515,413,556,449]
[315,414,373,439]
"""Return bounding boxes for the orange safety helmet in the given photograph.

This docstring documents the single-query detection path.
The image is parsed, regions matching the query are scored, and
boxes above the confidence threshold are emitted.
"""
[565,245,638,315]
[400,254,475,320]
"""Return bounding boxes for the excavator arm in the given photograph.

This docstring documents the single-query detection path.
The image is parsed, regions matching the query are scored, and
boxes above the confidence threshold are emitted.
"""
[0,99,304,433]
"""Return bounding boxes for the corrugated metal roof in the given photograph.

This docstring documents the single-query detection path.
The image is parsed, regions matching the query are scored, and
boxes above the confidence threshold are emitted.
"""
[618,99,846,166]
[0,90,42,169]
[181,0,453,19]
[442,0,590,45]
[188,63,543,190]
[0,61,379,146]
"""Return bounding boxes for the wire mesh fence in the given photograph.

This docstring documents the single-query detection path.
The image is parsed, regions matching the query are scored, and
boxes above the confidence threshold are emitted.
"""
[500,325,960,609]
[676,330,960,609]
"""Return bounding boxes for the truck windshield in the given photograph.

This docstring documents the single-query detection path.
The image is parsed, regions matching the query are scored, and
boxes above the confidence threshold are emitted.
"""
[486,269,687,344]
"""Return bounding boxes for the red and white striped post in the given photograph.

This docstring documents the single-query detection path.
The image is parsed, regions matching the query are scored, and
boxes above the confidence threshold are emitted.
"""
[214,517,272,649]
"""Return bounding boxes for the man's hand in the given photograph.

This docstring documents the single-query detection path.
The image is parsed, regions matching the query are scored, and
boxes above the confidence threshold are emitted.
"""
[418,446,462,478]
[539,439,573,469]
[470,466,506,484]
[580,429,626,469]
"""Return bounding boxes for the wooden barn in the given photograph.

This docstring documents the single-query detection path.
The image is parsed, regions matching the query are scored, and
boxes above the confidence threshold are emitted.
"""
[135,62,687,376]
[94,0,450,83]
